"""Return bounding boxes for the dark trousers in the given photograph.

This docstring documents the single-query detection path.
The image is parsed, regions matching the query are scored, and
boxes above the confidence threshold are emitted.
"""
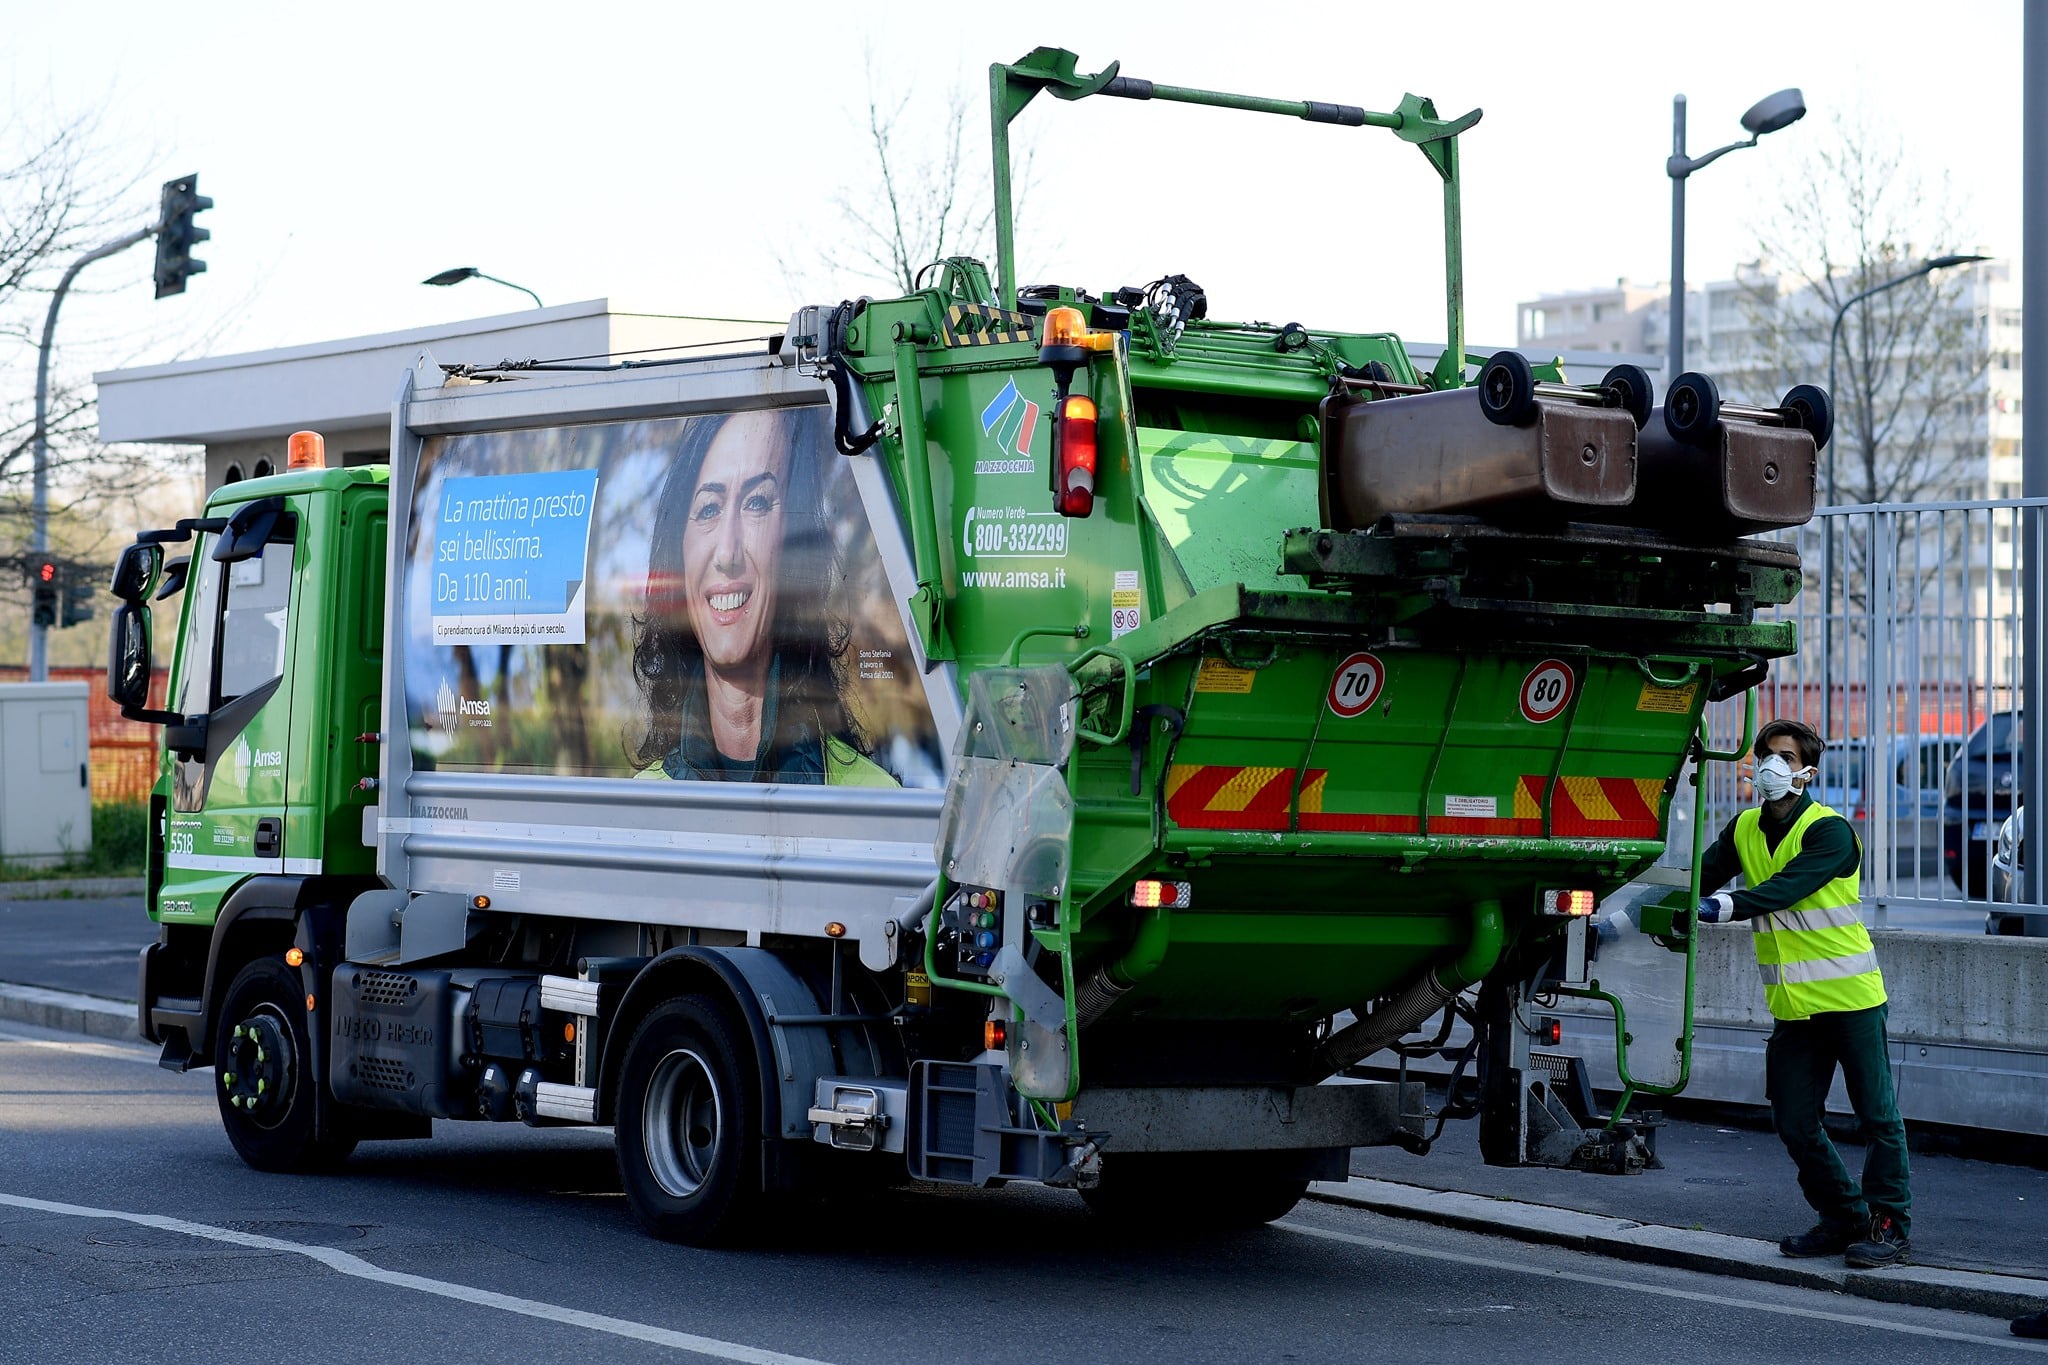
[1764,1002,1911,1237]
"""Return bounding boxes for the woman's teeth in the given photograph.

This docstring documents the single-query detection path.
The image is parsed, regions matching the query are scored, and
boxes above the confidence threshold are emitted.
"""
[709,590,749,612]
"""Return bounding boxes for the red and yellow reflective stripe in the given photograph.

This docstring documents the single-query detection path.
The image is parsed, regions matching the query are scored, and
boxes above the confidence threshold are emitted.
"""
[1164,765,1663,838]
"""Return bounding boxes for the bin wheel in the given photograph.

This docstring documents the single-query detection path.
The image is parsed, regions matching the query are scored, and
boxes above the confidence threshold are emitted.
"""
[1478,351,1537,427]
[1600,363,1655,429]
[214,956,357,1173]
[615,994,763,1245]
[1780,383,1835,452]
[1664,371,1722,448]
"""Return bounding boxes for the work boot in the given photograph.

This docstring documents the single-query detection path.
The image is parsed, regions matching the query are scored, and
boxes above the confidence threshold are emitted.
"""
[1779,1220,1860,1259]
[2012,1310,2048,1339]
[1845,1214,1910,1269]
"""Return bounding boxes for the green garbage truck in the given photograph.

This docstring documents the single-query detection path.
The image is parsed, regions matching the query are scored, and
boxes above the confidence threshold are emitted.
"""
[105,48,1825,1244]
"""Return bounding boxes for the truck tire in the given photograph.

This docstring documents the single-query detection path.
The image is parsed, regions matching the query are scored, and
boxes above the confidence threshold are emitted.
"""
[614,995,762,1245]
[213,956,358,1172]
[1078,1152,1308,1229]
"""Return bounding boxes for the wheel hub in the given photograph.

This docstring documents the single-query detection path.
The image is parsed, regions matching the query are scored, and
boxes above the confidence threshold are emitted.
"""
[643,1048,722,1199]
[221,1008,294,1127]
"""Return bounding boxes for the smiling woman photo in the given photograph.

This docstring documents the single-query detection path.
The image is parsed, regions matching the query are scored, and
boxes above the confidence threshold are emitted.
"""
[629,407,895,786]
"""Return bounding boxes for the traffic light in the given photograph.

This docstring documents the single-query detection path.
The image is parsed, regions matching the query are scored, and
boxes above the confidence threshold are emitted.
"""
[28,555,58,629]
[153,173,213,299]
[61,570,95,628]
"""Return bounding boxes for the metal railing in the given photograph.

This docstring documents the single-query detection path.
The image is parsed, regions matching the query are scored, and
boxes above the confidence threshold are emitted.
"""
[1695,499,2044,926]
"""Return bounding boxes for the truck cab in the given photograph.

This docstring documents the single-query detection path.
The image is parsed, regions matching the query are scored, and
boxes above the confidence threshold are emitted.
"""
[114,461,388,1070]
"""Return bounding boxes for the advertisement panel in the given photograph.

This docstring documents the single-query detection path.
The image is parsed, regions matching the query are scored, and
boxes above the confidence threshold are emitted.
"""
[402,406,941,787]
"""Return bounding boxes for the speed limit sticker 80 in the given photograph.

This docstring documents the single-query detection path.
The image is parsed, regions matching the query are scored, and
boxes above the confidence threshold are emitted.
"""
[1518,658,1575,724]
[1327,652,1387,718]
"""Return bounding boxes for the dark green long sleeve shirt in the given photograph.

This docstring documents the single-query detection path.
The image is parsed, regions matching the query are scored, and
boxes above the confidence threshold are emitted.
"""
[1697,792,1863,921]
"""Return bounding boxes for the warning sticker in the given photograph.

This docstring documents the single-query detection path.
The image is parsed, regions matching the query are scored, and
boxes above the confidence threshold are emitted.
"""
[1196,658,1257,694]
[1636,681,1700,714]
[1518,658,1575,724]
[1444,795,1498,818]
[1111,569,1142,639]
[1327,651,1387,717]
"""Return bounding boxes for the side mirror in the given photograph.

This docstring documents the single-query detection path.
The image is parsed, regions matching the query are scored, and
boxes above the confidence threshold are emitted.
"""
[213,496,293,564]
[110,542,163,602]
[106,602,192,745]
[107,601,154,708]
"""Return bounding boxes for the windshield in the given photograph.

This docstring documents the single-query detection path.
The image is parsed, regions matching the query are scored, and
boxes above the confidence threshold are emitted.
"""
[1968,713,2024,758]
[1822,742,1865,790]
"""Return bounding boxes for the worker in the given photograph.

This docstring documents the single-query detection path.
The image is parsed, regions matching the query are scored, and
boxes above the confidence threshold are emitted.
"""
[1695,718,1911,1269]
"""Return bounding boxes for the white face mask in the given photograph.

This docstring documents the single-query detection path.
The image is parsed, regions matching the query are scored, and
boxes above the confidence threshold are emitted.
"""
[1755,753,1813,802]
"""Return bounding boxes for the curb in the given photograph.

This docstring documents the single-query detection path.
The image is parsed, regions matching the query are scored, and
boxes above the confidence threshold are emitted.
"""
[1309,1178,2048,1322]
[0,983,139,1042]
[0,877,147,901]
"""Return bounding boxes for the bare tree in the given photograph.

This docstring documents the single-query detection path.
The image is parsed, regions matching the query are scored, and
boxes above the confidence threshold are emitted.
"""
[0,99,218,666]
[0,102,170,540]
[779,61,1038,300]
[1733,111,1988,508]
[1722,112,2003,739]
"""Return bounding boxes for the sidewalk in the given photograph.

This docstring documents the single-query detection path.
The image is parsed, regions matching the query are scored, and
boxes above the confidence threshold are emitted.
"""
[1328,1082,2048,1321]
[5,882,2046,1320]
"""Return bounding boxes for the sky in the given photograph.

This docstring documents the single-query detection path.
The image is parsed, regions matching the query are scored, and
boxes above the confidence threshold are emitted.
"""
[3,0,2029,385]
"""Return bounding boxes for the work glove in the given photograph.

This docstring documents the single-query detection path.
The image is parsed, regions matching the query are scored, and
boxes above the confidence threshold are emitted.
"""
[1696,892,1736,923]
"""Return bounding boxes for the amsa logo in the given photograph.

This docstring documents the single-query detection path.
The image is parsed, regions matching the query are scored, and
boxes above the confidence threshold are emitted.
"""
[435,679,496,730]
[231,736,285,785]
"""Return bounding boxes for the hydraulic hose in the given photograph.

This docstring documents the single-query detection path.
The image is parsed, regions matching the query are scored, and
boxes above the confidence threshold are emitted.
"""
[1073,906,1171,1026]
[1312,898,1503,1076]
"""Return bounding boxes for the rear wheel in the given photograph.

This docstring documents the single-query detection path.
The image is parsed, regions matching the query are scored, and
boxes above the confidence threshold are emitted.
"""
[615,995,763,1245]
[1079,1152,1309,1229]
[214,956,357,1172]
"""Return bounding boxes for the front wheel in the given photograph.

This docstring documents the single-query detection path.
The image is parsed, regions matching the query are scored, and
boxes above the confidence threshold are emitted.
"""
[214,956,357,1172]
[615,995,763,1245]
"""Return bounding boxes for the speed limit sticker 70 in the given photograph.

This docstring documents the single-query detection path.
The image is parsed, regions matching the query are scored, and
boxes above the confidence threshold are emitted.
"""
[1327,652,1387,717]
[1518,659,1575,724]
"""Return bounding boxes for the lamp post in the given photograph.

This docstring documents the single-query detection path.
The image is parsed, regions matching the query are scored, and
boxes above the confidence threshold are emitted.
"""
[422,266,543,309]
[1666,88,1807,380]
[1819,252,1992,738]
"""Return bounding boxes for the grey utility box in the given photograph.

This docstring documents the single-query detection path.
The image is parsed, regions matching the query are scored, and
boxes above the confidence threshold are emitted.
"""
[0,682,92,868]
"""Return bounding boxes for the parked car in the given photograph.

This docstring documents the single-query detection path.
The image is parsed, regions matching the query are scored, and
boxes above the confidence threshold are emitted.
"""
[1818,735,1961,877]
[1944,713,2024,895]
[1987,806,2043,933]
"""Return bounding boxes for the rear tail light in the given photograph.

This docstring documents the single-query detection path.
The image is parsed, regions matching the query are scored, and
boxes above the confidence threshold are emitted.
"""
[1054,394,1098,518]
[1130,879,1191,909]
[1541,888,1598,917]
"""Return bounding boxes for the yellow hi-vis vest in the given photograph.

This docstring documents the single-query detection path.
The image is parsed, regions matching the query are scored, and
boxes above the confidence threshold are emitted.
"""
[1733,800,1886,1022]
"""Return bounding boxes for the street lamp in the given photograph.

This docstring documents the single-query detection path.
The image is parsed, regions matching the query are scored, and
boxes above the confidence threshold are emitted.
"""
[422,266,543,309]
[1666,88,1807,379]
[1818,251,1991,739]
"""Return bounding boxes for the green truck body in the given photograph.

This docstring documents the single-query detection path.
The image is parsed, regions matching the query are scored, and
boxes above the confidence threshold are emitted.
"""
[106,49,1815,1243]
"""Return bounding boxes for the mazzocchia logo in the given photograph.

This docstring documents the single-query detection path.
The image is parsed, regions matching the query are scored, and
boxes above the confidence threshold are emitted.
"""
[978,378,1039,469]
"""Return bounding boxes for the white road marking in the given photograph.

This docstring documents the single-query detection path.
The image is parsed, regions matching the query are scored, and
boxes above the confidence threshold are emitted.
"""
[0,1191,837,1365]
[0,1033,163,1066]
[1278,1220,2048,1353]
